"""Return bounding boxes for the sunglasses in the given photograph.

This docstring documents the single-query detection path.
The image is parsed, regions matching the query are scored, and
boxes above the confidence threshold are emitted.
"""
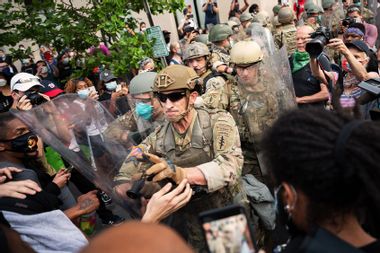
[156,91,187,103]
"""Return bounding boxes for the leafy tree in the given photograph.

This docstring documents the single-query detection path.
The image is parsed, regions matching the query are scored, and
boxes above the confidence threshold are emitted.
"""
[0,0,184,78]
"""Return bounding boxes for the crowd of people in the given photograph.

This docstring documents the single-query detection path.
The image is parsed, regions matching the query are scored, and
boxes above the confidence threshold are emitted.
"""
[1,0,380,252]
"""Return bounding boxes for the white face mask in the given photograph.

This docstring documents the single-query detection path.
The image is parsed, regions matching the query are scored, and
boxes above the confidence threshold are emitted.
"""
[0,79,7,87]
[41,66,48,74]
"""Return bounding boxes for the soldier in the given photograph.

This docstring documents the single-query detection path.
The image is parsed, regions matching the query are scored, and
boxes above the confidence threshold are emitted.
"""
[105,72,165,144]
[183,41,239,113]
[230,41,279,180]
[240,12,253,29]
[305,6,321,29]
[273,6,297,55]
[208,24,235,75]
[114,65,244,252]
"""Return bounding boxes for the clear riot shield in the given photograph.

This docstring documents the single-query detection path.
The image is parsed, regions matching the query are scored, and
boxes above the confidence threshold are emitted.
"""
[272,47,297,111]
[250,23,276,56]
[13,94,136,206]
[237,51,296,146]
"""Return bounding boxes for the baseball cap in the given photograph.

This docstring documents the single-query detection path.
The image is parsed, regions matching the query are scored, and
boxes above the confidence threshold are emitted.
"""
[345,40,370,56]
[39,80,64,98]
[100,69,116,83]
[10,72,43,92]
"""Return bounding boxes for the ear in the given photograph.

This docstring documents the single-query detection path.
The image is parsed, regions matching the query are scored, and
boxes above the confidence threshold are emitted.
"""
[282,182,297,210]
[189,91,198,105]
[11,91,19,100]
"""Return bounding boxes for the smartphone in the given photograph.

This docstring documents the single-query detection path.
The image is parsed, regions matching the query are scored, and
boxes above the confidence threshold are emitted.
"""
[116,84,122,92]
[87,86,96,94]
[199,204,257,253]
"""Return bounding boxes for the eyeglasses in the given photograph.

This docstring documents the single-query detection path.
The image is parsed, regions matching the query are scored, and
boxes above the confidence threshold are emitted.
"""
[156,91,187,103]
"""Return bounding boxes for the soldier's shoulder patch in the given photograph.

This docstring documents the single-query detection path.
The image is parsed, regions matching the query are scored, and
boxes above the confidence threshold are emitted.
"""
[214,113,236,152]
[214,121,235,152]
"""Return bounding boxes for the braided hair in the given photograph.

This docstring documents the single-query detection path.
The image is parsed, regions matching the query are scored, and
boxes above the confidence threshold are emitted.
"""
[261,108,380,236]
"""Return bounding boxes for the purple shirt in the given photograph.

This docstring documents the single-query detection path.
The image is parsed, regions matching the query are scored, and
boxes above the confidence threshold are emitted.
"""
[364,22,378,48]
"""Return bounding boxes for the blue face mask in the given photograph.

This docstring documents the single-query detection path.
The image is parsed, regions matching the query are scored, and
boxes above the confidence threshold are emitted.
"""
[136,102,153,120]
[105,81,117,91]
[77,89,90,99]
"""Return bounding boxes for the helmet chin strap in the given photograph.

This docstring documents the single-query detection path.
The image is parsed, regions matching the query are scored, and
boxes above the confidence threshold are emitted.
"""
[171,92,193,123]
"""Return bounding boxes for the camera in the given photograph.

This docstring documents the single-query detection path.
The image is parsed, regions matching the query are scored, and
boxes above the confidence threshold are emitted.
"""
[306,26,332,57]
[342,17,355,27]
[25,90,48,106]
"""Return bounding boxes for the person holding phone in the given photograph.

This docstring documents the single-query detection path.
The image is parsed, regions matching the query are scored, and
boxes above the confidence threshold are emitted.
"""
[262,108,380,252]
[203,0,219,29]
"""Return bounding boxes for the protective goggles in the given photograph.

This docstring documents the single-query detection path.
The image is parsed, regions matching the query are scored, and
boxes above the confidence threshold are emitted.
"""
[156,91,187,103]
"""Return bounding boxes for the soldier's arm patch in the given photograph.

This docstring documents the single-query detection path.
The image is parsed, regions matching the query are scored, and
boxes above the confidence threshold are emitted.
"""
[213,121,235,152]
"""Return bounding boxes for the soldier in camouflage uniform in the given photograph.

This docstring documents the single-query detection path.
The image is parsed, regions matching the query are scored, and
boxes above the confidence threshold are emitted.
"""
[230,40,279,180]
[183,42,240,115]
[114,65,244,252]
[208,24,235,76]
[105,72,165,144]
[273,6,297,55]
[305,6,321,30]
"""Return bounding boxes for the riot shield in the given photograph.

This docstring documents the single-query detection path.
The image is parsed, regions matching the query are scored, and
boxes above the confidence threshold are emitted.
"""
[236,51,296,146]
[250,23,276,56]
[13,94,136,206]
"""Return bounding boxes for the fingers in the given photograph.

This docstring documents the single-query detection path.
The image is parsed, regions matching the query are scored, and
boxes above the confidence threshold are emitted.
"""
[144,153,162,164]
[152,182,172,198]
[173,184,192,209]
[0,176,7,183]
[146,162,167,176]
[5,180,42,199]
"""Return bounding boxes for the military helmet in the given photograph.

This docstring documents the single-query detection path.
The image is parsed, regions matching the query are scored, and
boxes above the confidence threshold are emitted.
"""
[278,6,295,24]
[304,0,315,11]
[183,42,210,62]
[194,34,209,45]
[230,41,263,65]
[322,0,334,9]
[153,65,200,92]
[129,72,157,95]
[208,24,233,43]
[240,12,253,23]
[273,5,281,15]
[307,6,319,15]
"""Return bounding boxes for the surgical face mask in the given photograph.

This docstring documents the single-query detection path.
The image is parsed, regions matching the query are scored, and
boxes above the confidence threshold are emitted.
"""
[41,66,48,74]
[62,58,69,65]
[105,81,117,91]
[229,39,235,48]
[0,131,39,154]
[136,102,153,120]
[21,59,29,65]
[77,89,90,99]
[0,79,7,87]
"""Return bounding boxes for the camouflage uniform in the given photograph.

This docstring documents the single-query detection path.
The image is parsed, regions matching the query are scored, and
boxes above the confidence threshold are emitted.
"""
[274,24,297,55]
[115,65,245,252]
[209,44,231,68]
[362,7,375,24]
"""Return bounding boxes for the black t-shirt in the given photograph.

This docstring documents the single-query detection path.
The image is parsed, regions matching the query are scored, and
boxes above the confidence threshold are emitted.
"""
[360,240,380,253]
[290,56,326,108]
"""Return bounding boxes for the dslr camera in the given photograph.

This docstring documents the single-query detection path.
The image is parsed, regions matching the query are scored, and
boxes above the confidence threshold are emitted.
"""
[306,26,332,57]
[342,17,356,27]
[24,90,48,106]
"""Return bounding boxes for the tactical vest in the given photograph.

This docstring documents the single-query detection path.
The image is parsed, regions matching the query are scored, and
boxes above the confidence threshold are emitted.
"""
[154,108,240,251]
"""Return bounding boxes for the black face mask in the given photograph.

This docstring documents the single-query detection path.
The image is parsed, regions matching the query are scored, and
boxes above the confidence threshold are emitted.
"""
[275,185,303,238]
[1,132,39,154]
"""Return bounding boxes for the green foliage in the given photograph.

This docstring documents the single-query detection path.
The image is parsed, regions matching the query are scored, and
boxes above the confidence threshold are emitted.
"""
[0,0,185,78]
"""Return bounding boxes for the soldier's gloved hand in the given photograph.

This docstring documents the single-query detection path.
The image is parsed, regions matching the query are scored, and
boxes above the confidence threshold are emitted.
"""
[144,153,187,185]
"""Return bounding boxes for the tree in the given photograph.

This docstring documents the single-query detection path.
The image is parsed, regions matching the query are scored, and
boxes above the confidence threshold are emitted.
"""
[0,0,184,77]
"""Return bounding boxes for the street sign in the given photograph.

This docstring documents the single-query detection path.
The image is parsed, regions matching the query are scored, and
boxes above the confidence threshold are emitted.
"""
[146,26,169,58]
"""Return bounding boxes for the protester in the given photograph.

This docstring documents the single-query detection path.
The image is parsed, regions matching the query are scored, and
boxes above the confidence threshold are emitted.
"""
[291,26,329,108]
[262,108,380,252]
[202,0,219,29]
[168,42,183,65]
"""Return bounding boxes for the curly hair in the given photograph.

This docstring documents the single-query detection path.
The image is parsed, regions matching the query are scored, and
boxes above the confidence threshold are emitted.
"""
[261,108,380,234]
[64,77,94,93]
